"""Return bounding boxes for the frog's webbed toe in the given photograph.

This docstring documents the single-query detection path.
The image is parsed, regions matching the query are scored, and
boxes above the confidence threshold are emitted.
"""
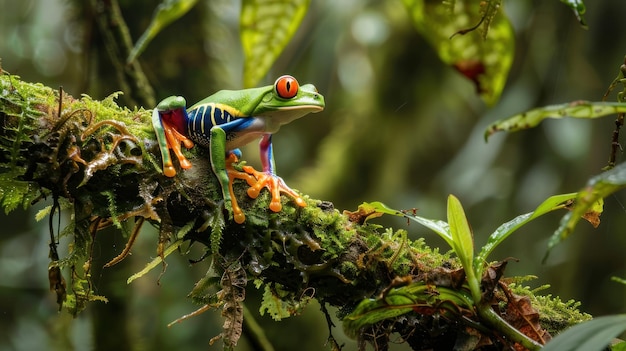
[241,165,306,213]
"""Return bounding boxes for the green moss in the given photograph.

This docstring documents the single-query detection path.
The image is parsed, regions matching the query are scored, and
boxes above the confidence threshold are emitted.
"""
[296,199,356,258]
[0,75,50,210]
[510,283,592,335]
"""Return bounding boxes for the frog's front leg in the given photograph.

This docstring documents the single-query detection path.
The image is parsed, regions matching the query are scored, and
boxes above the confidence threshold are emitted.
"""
[153,96,194,177]
[244,134,307,212]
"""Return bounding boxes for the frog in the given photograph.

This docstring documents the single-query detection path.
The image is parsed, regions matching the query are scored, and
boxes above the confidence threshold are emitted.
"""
[152,75,325,224]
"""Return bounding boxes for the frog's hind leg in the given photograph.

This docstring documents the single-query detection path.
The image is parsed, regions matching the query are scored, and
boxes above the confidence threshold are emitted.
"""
[224,151,256,224]
[244,134,307,212]
[210,124,254,224]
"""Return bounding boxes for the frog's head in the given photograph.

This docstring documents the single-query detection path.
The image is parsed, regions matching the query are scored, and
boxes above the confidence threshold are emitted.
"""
[251,75,325,125]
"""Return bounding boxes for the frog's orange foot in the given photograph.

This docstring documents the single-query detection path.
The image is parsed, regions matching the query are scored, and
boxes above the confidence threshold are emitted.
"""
[241,165,307,213]
[163,165,178,178]
[225,155,257,224]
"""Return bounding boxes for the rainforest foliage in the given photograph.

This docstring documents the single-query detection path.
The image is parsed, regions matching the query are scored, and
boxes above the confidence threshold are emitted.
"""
[2,0,626,350]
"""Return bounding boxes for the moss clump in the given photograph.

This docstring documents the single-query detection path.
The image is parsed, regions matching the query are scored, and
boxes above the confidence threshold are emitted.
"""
[510,284,592,335]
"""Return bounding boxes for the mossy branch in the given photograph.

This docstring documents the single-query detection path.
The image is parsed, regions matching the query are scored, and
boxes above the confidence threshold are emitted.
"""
[0,73,590,350]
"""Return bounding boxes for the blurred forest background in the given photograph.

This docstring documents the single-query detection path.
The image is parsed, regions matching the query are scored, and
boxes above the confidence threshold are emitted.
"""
[1,0,625,350]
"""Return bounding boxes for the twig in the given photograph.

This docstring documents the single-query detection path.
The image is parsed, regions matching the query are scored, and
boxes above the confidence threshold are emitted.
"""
[89,0,155,107]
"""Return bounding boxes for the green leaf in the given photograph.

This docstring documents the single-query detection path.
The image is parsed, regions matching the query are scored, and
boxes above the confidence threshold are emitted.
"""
[474,193,575,274]
[447,195,474,275]
[344,201,405,223]
[542,314,626,351]
[259,284,294,321]
[127,238,184,284]
[401,0,514,105]
[613,341,626,351]
[560,0,587,28]
[0,174,39,214]
[403,212,454,250]
[360,201,405,217]
[485,101,626,140]
[35,198,72,221]
[611,276,626,286]
[35,205,52,221]
[343,283,474,338]
[240,0,310,88]
[127,0,199,63]
[343,286,428,338]
[546,162,626,259]
[259,282,311,321]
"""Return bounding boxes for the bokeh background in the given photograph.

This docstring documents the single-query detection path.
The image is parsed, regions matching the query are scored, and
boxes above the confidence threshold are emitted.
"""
[1,0,625,350]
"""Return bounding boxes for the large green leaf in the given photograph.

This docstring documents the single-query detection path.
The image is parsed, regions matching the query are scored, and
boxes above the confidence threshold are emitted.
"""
[401,0,514,105]
[485,101,626,140]
[542,314,626,351]
[546,162,626,258]
[240,0,310,88]
[474,193,576,275]
[127,0,199,63]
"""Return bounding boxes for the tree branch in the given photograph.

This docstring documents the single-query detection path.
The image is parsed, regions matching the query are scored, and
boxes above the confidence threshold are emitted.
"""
[89,0,155,107]
[0,72,591,350]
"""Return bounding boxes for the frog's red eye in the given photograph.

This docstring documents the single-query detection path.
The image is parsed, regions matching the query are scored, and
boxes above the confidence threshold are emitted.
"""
[275,75,299,99]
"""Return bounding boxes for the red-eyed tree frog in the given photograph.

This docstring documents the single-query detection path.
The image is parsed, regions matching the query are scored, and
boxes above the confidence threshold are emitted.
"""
[152,75,325,224]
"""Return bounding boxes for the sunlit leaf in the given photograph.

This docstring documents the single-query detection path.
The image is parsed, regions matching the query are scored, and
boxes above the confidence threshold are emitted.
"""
[447,195,474,274]
[545,163,626,260]
[560,0,587,28]
[240,0,310,88]
[127,0,199,63]
[401,0,514,105]
[474,193,576,274]
[541,314,626,351]
[485,101,626,140]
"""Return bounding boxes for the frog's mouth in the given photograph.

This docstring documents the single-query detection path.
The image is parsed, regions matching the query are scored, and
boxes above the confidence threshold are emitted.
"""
[275,104,324,113]
[260,104,324,124]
